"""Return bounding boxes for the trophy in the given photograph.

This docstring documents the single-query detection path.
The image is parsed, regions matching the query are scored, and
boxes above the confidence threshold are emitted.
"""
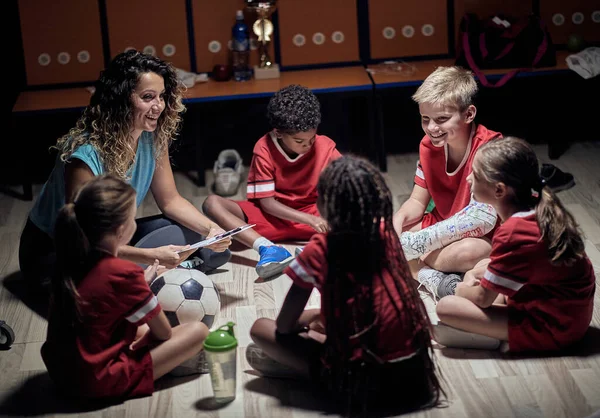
[245,0,280,80]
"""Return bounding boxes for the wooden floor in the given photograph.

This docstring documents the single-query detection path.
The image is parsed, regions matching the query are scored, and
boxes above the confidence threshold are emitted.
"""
[1,142,599,417]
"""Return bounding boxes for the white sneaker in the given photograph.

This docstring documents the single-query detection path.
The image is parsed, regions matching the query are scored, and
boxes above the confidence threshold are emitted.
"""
[168,351,209,377]
[213,149,243,196]
[245,343,303,379]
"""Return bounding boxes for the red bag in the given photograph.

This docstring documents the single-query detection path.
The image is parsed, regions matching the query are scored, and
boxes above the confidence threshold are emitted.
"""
[455,13,557,88]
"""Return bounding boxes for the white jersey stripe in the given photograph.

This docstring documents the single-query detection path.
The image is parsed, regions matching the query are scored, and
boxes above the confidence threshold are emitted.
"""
[247,182,275,194]
[484,270,524,292]
[415,167,425,180]
[126,295,158,323]
[289,259,316,285]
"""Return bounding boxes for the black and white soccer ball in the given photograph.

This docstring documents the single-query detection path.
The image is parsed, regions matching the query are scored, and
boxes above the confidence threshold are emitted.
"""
[150,268,221,329]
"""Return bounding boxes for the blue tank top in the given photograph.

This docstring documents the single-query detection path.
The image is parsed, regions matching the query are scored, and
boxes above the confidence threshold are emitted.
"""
[29,132,155,237]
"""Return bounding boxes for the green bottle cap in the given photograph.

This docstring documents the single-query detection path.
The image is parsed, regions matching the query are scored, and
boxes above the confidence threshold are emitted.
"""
[204,322,238,352]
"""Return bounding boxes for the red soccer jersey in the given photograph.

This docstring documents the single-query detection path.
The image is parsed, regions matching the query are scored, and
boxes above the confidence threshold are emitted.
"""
[41,256,162,399]
[284,234,424,362]
[480,211,596,352]
[246,133,341,209]
[414,124,501,226]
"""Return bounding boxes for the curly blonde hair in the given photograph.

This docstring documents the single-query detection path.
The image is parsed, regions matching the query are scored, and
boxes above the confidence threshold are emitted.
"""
[54,50,186,178]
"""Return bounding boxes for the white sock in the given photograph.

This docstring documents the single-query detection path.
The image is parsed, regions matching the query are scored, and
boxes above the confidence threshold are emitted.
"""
[401,200,497,261]
[252,237,275,252]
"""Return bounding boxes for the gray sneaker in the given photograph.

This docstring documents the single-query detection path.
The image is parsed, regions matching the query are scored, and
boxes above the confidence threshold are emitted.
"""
[213,149,243,196]
[417,268,461,301]
[168,351,209,377]
[245,343,302,379]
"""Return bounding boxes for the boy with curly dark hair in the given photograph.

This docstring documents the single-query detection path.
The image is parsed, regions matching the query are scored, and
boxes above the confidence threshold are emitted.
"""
[203,85,341,279]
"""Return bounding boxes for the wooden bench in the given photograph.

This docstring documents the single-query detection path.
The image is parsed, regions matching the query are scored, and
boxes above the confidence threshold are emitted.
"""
[12,53,588,200]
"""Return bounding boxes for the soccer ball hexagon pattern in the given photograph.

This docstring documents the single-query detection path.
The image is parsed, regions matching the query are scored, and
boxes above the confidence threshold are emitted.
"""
[150,268,221,329]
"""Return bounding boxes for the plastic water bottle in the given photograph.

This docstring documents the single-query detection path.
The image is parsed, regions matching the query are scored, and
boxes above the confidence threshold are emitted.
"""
[204,322,238,403]
[231,10,252,81]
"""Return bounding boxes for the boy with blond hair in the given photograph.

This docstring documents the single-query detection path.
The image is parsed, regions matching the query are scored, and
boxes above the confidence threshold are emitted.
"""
[393,66,501,299]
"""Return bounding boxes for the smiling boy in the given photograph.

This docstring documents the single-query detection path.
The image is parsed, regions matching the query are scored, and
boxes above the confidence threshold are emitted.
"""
[203,85,341,279]
[392,66,501,295]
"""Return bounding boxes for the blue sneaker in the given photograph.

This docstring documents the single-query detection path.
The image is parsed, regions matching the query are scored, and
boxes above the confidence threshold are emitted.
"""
[255,246,294,279]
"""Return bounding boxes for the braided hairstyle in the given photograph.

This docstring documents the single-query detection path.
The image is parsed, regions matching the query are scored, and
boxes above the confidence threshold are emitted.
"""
[317,155,443,415]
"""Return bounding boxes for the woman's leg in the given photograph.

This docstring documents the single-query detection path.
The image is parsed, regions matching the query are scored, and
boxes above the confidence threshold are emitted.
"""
[249,316,323,379]
[435,295,509,340]
[150,321,209,380]
[18,218,55,293]
[133,214,231,271]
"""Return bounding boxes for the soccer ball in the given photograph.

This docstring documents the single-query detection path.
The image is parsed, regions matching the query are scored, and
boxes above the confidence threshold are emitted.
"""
[150,268,221,329]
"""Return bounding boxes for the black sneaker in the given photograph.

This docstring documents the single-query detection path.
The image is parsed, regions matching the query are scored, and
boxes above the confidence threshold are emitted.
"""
[540,163,575,193]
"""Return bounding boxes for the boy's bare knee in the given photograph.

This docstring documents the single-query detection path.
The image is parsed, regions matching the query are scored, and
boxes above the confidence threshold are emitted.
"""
[455,238,491,266]
[202,195,222,217]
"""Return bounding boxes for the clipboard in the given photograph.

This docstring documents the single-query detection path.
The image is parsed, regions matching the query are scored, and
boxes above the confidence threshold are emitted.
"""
[177,224,255,253]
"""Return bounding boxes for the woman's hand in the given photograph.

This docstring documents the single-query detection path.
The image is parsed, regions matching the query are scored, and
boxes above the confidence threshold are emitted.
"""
[144,259,160,285]
[306,215,329,233]
[204,226,232,253]
[149,245,192,269]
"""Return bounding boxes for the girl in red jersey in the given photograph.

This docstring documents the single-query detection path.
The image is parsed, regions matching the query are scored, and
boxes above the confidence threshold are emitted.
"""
[247,156,444,416]
[435,137,596,352]
[41,175,209,399]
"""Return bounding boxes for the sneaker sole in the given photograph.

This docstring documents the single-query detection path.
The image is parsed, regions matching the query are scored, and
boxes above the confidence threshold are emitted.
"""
[255,256,294,279]
[549,178,575,193]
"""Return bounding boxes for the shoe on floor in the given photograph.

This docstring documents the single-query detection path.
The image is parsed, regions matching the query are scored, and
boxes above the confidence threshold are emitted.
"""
[255,246,294,279]
[417,268,462,301]
[213,149,243,196]
[246,343,303,379]
[540,163,575,193]
[168,351,209,377]
[433,322,501,350]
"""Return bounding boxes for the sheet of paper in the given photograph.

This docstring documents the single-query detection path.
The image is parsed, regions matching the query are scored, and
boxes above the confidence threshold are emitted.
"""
[177,224,255,253]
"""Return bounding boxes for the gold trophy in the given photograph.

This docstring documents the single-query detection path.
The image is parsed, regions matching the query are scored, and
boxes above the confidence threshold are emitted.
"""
[245,0,280,80]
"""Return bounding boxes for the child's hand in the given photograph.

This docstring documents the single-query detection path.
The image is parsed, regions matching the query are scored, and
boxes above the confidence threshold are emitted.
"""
[144,259,162,285]
[307,215,329,233]
[204,226,232,253]
[130,329,153,351]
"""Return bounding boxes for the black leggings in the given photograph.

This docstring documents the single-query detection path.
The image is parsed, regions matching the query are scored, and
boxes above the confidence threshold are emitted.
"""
[18,215,231,291]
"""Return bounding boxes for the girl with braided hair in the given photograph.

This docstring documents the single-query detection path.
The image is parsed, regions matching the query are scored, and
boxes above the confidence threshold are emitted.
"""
[435,137,595,352]
[248,155,444,416]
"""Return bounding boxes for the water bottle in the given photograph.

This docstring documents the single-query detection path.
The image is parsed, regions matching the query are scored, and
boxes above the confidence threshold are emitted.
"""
[204,322,238,403]
[231,10,252,81]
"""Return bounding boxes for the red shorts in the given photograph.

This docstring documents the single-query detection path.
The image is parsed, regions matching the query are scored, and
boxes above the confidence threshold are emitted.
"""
[236,200,319,242]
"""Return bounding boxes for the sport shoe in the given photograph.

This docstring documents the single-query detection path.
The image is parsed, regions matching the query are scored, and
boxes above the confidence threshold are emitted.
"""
[246,343,302,379]
[255,246,294,279]
[417,268,461,301]
[433,322,501,350]
[179,256,204,270]
[213,149,243,196]
[540,163,575,193]
[168,351,209,377]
